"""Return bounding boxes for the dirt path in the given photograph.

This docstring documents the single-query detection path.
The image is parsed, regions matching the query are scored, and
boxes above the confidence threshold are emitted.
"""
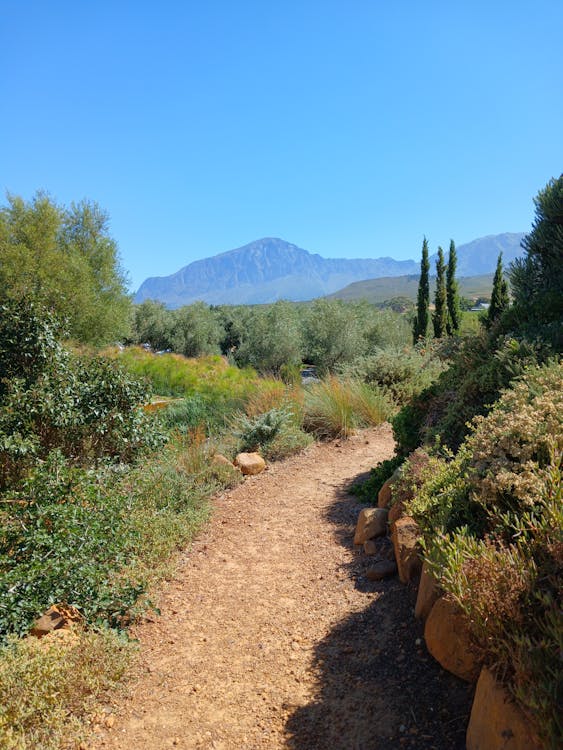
[92,424,471,750]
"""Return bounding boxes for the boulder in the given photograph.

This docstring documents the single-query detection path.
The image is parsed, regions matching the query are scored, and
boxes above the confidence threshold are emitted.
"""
[390,515,422,583]
[424,597,479,682]
[353,507,389,545]
[415,561,441,621]
[466,667,541,750]
[366,560,397,581]
[388,500,405,528]
[363,539,378,555]
[30,604,82,638]
[377,466,402,508]
[234,452,266,475]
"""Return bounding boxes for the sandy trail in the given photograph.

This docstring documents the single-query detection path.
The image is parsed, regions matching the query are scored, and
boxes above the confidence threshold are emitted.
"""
[93,424,470,750]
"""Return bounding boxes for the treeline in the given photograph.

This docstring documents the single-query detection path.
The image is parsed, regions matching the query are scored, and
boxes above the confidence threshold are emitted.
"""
[132,298,412,375]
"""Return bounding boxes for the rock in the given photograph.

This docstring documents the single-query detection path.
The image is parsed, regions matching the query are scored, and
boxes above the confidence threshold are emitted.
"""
[366,560,397,580]
[363,539,378,555]
[212,453,234,467]
[391,515,422,583]
[353,508,389,545]
[415,561,441,621]
[388,500,405,528]
[466,667,541,750]
[234,452,266,475]
[30,604,82,638]
[424,597,479,682]
[377,478,394,508]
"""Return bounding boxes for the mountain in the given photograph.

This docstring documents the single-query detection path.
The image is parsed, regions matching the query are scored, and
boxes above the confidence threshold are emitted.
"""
[134,238,419,307]
[429,233,525,276]
[134,233,526,307]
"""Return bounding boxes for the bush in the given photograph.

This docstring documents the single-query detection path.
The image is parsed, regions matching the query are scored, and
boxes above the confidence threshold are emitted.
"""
[234,407,292,452]
[343,343,447,406]
[392,331,553,455]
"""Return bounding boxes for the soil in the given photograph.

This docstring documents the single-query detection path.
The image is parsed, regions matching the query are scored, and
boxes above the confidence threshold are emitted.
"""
[91,424,472,750]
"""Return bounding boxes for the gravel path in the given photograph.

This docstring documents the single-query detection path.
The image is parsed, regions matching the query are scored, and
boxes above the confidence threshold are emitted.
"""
[92,424,471,750]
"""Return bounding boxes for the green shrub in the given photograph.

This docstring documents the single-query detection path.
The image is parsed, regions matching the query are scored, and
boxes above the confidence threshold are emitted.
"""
[392,331,554,455]
[234,407,291,452]
[343,343,448,406]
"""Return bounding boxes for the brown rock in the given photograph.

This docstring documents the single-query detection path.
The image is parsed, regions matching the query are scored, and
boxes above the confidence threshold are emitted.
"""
[424,597,479,682]
[377,478,393,508]
[30,604,82,638]
[353,507,388,545]
[467,667,541,750]
[377,466,402,508]
[388,500,405,528]
[234,452,266,475]
[390,515,422,583]
[366,560,397,580]
[415,561,441,621]
[212,453,234,467]
[363,539,378,555]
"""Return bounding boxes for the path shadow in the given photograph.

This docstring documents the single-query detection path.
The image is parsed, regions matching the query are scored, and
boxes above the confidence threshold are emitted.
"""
[284,470,473,749]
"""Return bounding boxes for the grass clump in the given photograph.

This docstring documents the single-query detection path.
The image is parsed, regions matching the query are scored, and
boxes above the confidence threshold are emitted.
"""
[0,627,133,750]
[303,376,392,439]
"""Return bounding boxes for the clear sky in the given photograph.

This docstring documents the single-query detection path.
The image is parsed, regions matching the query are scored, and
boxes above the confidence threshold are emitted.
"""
[1,1,562,291]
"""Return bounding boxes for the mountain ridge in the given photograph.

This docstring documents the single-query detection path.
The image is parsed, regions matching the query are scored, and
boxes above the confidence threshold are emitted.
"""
[135,233,525,307]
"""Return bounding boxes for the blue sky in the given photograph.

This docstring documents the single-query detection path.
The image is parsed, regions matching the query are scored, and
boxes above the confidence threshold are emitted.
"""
[1,1,562,290]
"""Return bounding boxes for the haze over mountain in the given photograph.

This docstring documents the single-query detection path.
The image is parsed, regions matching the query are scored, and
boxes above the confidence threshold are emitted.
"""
[135,233,525,307]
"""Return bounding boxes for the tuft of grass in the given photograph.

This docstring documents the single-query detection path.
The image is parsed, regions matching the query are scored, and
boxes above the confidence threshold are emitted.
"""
[303,376,392,439]
[0,627,133,750]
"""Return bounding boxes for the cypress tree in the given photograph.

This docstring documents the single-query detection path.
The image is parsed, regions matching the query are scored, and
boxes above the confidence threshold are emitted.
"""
[486,252,509,326]
[446,239,461,335]
[432,246,447,338]
[412,237,430,343]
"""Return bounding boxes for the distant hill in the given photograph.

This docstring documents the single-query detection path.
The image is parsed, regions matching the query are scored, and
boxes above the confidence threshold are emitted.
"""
[134,233,525,307]
[328,273,496,304]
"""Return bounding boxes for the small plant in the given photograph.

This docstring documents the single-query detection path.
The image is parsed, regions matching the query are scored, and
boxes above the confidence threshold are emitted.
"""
[234,407,291,452]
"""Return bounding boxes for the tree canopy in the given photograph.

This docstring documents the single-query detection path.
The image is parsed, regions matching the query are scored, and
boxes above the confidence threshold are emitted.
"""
[0,192,132,344]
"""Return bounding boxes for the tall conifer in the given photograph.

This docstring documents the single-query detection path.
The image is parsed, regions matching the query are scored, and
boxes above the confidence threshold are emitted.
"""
[486,252,509,326]
[412,237,430,343]
[432,246,447,338]
[446,239,461,335]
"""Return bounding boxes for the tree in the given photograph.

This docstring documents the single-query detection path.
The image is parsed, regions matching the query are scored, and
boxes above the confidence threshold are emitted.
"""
[485,253,509,327]
[432,247,447,338]
[302,299,365,373]
[0,192,132,344]
[170,302,223,358]
[446,240,461,335]
[509,175,563,326]
[235,301,303,374]
[412,237,430,343]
